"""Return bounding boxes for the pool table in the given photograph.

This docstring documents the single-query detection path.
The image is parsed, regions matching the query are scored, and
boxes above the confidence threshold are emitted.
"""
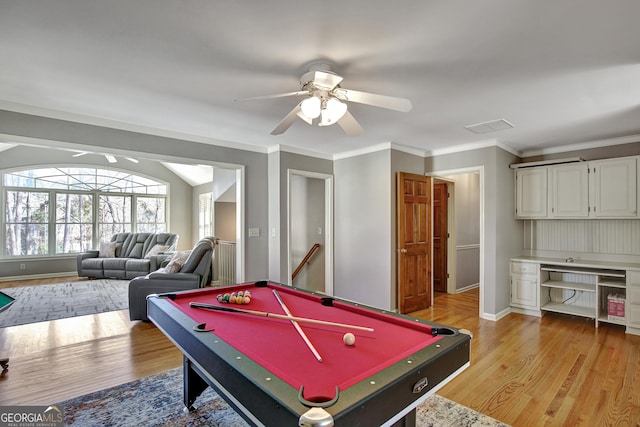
[147,281,471,426]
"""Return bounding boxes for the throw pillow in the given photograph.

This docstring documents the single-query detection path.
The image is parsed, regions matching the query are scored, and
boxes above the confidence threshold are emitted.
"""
[165,251,190,273]
[145,244,169,259]
[99,242,117,258]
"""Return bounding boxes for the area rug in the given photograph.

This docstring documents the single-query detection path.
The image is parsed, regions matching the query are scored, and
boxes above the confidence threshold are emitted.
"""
[56,367,510,427]
[0,279,130,328]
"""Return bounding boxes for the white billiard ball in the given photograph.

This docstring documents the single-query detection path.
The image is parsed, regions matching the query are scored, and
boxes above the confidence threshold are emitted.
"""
[343,332,356,346]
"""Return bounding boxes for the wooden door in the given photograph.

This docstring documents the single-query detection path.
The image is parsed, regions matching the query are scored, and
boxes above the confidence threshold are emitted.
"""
[397,172,432,314]
[433,182,448,293]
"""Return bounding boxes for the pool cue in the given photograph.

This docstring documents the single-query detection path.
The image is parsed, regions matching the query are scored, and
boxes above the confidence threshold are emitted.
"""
[272,289,323,363]
[189,302,375,332]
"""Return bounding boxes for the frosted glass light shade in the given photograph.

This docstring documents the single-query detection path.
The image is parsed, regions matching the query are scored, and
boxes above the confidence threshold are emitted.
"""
[300,96,321,119]
[320,98,347,126]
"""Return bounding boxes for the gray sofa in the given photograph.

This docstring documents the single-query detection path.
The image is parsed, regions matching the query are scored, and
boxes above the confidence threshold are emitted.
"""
[128,236,216,321]
[77,232,178,280]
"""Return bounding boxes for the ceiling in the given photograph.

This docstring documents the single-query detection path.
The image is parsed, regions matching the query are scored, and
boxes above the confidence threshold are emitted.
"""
[0,0,639,159]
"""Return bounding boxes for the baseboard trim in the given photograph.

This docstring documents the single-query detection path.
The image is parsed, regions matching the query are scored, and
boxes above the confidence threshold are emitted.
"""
[455,283,479,294]
[481,306,511,322]
[0,271,78,283]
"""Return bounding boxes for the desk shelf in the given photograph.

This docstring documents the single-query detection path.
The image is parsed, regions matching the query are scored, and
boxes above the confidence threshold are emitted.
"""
[538,264,627,327]
[541,302,595,318]
[541,280,595,292]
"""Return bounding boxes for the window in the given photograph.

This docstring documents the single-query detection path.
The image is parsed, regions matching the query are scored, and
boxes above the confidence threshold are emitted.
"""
[98,195,132,243]
[5,191,49,256]
[137,196,166,233]
[2,167,168,258]
[198,192,213,239]
[55,192,93,253]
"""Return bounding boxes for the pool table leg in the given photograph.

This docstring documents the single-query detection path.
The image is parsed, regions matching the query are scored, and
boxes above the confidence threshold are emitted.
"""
[183,356,209,412]
[389,408,416,427]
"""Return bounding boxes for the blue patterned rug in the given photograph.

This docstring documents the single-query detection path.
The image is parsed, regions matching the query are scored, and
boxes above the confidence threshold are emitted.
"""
[56,367,510,426]
[0,279,129,328]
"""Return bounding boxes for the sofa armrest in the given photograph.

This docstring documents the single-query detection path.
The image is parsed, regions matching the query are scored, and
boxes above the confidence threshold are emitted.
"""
[77,250,100,275]
[80,250,100,260]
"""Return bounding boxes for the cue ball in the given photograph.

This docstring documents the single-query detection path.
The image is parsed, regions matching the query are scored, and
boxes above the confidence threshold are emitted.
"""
[343,333,356,346]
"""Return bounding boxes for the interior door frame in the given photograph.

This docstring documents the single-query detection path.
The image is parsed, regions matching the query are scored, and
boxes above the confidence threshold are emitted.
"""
[433,178,457,294]
[427,166,484,318]
[287,169,334,296]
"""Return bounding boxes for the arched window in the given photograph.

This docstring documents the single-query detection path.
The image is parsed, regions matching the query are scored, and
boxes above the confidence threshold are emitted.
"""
[2,167,168,257]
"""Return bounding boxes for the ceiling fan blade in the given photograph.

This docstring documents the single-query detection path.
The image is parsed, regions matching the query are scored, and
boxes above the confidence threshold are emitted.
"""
[271,103,303,135]
[338,110,364,136]
[235,91,309,102]
[334,88,413,112]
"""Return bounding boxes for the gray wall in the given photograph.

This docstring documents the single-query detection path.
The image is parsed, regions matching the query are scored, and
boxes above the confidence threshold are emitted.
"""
[214,202,237,242]
[333,148,426,311]
[0,109,269,281]
[390,150,427,308]
[267,151,333,283]
[334,150,393,309]
[426,146,522,318]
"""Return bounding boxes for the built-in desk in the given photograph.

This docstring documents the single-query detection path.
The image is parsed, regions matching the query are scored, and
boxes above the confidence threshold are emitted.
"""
[510,256,640,335]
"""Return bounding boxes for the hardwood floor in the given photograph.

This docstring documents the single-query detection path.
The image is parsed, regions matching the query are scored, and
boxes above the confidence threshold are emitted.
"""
[1,279,639,426]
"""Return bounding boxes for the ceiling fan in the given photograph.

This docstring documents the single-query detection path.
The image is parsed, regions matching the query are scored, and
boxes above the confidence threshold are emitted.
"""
[238,63,413,136]
[71,151,138,164]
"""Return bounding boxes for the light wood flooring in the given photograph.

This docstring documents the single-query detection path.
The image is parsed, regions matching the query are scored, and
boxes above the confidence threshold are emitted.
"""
[1,277,640,426]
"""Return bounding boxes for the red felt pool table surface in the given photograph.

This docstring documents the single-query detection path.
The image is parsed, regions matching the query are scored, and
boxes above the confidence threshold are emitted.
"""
[168,282,442,401]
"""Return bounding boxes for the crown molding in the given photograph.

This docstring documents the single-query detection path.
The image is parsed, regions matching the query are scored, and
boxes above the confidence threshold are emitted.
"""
[520,134,640,158]
[267,144,334,160]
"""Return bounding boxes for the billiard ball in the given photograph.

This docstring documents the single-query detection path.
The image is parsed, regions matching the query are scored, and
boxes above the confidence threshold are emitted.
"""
[343,332,355,346]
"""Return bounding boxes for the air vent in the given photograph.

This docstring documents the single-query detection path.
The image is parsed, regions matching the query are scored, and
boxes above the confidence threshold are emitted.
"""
[464,118,515,134]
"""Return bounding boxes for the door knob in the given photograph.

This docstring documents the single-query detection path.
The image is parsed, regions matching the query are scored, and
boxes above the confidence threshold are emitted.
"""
[399,248,407,253]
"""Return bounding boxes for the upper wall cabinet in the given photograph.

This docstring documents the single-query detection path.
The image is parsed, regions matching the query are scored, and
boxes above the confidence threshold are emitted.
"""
[549,163,589,218]
[515,167,547,218]
[514,156,638,220]
[590,157,637,218]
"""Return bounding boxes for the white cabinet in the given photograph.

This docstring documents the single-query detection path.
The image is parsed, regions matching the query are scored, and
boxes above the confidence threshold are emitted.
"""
[626,271,640,332]
[515,168,547,218]
[514,156,639,219]
[590,157,637,218]
[549,163,589,218]
[510,261,540,315]
[512,258,640,335]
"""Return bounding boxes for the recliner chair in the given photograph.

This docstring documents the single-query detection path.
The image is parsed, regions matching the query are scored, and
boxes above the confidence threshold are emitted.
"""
[128,237,216,321]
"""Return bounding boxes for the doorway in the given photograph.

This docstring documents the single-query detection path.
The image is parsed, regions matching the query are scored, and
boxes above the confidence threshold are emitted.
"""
[429,169,482,316]
[287,170,333,295]
[433,180,449,293]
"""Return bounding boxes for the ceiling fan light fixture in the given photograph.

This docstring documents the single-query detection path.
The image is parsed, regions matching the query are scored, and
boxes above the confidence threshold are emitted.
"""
[300,96,321,119]
[319,98,347,126]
